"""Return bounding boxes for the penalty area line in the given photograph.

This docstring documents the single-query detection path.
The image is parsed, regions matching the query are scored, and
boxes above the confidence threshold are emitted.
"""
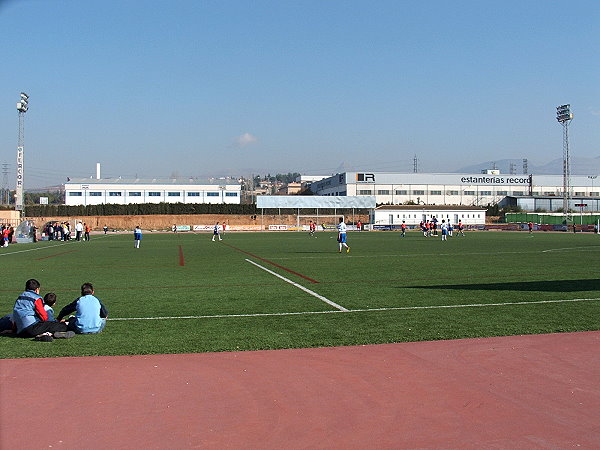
[244,258,348,311]
[107,297,600,321]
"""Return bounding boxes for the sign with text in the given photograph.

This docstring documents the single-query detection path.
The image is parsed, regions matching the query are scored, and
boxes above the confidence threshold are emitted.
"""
[268,225,288,231]
[459,175,531,185]
[15,146,23,211]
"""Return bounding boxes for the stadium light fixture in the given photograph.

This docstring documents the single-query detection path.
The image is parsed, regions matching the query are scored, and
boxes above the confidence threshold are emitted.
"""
[556,104,572,123]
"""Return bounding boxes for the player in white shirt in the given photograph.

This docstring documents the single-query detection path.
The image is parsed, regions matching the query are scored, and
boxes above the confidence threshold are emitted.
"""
[212,222,222,241]
[441,220,448,241]
[337,218,350,253]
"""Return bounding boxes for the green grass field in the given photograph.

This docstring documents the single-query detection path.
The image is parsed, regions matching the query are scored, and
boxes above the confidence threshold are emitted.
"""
[1,229,599,359]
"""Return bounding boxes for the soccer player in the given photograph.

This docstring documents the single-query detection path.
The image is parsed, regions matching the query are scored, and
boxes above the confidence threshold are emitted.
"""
[457,220,465,236]
[337,217,350,253]
[401,221,406,237]
[440,220,448,241]
[134,225,142,248]
[212,222,222,241]
[309,220,316,237]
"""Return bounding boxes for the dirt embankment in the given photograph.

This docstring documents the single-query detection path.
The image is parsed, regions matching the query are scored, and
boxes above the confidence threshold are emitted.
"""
[26,214,370,231]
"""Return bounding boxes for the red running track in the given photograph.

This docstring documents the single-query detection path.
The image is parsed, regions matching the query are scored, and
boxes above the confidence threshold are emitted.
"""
[2,331,599,449]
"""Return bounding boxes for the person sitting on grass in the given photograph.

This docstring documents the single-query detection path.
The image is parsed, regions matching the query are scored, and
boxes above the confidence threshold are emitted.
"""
[43,293,58,321]
[57,282,108,334]
[12,279,73,339]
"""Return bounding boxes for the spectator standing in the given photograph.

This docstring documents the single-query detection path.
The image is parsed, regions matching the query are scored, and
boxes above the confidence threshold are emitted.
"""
[75,221,83,241]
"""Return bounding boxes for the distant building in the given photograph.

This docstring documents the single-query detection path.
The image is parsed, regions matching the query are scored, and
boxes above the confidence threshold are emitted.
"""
[64,178,241,206]
[371,205,486,227]
[311,171,599,211]
[277,182,301,195]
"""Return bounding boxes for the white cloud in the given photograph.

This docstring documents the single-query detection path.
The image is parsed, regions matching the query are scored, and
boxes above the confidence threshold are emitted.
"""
[233,133,258,147]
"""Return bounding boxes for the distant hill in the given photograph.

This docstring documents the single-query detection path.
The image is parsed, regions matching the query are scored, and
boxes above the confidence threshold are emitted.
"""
[456,156,600,175]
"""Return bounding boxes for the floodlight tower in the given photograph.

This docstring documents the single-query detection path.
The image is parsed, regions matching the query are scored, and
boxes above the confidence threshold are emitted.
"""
[556,104,573,222]
[15,92,29,213]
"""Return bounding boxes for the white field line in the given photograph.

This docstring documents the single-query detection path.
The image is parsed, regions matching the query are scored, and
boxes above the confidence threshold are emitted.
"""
[108,297,600,321]
[244,258,349,312]
[542,246,600,253]
[0,240,72,256]
[0,234,112,257]
[270,247,600,261]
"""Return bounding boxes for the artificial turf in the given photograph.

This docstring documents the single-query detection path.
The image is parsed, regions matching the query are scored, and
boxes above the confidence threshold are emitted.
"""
[1,229,599,358]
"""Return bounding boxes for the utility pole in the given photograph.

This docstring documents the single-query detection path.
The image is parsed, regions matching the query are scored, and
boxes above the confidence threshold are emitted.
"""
[2,163,9,205]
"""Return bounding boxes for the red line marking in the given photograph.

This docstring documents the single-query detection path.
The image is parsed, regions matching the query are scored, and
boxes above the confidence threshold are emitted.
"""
[178,245,185,266]
[222,242,319,284]
[34,250,78,261]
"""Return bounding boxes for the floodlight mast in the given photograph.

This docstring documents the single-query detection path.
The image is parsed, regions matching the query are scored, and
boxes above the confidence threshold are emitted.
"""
[556,104,573,223]
[15,92,29,213]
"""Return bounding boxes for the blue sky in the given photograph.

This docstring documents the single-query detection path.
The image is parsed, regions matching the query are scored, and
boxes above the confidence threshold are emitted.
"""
[1,0,598,188]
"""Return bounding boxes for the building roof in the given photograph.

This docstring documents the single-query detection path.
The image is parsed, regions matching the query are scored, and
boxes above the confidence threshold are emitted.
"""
[65,177,240,186]
[376,205,487,211]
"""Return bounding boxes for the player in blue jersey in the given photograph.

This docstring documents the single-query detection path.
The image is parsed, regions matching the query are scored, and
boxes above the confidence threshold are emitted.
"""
[337,218,350,253]
[134,225,142,248]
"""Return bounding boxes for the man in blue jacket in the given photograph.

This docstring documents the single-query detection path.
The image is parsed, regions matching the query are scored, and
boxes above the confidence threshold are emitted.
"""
[13,279,70,338]
[57,282,108,334]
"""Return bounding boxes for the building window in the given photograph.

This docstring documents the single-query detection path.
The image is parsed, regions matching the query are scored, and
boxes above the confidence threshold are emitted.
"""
[395,190,407,195]
[148,192,161,197]
[480,191,492,195]
[128,192,141,196]
[591,192,599,196]
[68,192,82,196]
[430,190,442,195]
[412,190,425,195]
[89,192,102,196]
[187,192,200,197]
[448,190,459,195]
[207,192,219,197]
[531,192,539,196]
[168,192,181,197]
[109,192,122,197]
[464,191,475,195]
[574,192,585,196]
[358,190,372,195]
[497,191,508,195]
[225,192,238,197]
[377,190,390,195]
[513,191,524,196]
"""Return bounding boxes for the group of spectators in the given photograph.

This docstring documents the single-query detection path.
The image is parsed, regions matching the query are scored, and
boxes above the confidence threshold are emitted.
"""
[43,221,90,241]
[0,279,108,342]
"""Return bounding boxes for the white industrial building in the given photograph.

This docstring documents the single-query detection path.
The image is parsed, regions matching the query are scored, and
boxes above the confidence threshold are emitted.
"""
[371,205,486,228]
[311,171,599,209]
[64,178,242,206]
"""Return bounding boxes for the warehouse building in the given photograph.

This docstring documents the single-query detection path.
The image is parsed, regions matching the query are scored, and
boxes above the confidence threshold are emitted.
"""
[64,178,241,206]
[371,204,486,228]
[311,171,599,210]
